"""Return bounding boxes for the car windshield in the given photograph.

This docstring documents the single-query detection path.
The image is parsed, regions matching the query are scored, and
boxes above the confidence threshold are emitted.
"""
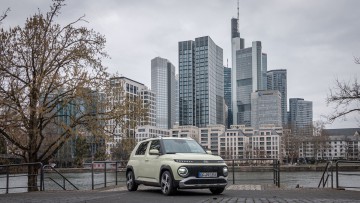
[163,139,206,154]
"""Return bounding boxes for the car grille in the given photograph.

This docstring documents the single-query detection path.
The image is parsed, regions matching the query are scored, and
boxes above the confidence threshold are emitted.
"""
[184,165,225,177]
[183,178,227,185]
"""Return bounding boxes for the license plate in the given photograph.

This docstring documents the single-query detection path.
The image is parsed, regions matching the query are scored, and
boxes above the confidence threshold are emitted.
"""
[198,172,217,178]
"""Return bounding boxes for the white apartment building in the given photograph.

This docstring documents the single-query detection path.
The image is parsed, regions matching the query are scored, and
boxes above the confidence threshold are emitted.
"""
[199,125,225,155]
[218,125,282,160]
[298,129,360,161]
[140,89,156,127]
[135,125,170,142]
[170,125,199,141]
[219,127,250,159]
[106,77,156,154]
[251,129,281,159]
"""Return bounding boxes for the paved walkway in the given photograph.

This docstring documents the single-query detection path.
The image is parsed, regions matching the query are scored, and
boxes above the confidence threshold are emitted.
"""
[1,185,359,203]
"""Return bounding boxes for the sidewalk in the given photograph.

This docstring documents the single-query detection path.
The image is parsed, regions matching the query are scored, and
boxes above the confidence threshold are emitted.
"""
[0,185,359,203]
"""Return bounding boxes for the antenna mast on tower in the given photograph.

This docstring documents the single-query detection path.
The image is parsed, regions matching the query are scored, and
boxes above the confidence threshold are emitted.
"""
[237,0,239,20]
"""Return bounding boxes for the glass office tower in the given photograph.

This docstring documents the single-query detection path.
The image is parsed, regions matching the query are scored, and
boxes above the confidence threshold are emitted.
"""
[151,57,176,129]
[267,69,287,126]
[224,66,232,128]
[179,36,224,127]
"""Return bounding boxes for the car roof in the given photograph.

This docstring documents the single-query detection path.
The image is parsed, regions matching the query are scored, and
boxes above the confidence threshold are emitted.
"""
[139,137,194,142]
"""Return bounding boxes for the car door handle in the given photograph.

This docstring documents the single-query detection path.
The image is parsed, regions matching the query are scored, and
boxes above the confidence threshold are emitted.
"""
[145,159,149,162]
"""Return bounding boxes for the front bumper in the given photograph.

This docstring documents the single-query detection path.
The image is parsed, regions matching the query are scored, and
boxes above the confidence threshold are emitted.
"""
[178,176,227,189]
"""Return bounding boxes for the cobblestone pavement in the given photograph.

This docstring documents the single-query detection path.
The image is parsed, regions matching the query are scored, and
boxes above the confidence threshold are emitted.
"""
[0,185,359,203]
[198,197,356,203]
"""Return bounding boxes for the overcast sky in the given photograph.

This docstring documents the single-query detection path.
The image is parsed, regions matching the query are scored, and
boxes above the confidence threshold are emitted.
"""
[2,0,360,129]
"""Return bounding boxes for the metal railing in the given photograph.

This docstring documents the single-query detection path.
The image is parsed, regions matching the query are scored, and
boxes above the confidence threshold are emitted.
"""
[224,158,280,188]
[91,160,127,190]
[318,161,333,188]
[318,160,360,190]
[336,160,360,190]
[42,164,79,191]
[0,162,43,194]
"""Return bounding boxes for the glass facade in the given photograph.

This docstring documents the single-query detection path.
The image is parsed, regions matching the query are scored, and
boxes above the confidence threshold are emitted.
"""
[224,67,232,128]
[251,90,282,129]
[289,98,313,136]
[179,36,224,127]
[151,57,176,129]
[235,41,266,127]
[267,69,287,126]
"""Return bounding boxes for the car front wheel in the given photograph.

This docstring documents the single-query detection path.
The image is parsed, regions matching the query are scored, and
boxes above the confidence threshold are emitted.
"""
[126,170,138,191]
[209,187,225,195]
[160,171,175,195]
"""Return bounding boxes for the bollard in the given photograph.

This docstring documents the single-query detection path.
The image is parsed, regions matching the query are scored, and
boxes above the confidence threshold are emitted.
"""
[104,163,107,188]
[232,159,235,184]
[91,162,94,190]
[115,162,118,186]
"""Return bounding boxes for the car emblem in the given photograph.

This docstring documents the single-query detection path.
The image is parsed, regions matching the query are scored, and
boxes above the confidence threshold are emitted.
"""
[204,160,208,163]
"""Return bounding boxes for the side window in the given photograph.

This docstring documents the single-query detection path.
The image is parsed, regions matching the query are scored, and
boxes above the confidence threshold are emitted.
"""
[149,140,161,152]
[135,141,148,155]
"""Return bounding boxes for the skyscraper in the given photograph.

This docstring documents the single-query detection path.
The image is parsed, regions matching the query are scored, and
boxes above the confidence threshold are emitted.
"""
[251,90,282,129]
[151,57,176,129]
[289,98,313,136]
[175,74,179,125]
[231,6,267,127]
[231,13,244,126]
[267,69,287,126]
[233,41,267,126]
[179,36,224,127]
[224,66,232,128]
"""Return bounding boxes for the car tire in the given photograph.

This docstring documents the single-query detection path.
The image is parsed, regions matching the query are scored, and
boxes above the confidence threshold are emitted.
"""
[209,187,225,195]
[160,171,175,195]
[126,170,138,191]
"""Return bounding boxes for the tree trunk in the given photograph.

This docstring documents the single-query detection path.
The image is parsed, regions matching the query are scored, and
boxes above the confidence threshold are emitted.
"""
[27,162,40,192]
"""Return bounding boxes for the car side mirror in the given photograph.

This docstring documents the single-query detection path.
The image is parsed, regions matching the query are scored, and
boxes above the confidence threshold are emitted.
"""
[149,149,160,155]
[206,150,212,155]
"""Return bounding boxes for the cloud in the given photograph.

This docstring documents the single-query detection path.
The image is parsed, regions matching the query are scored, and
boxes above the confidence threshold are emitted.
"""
[2,0,359,128]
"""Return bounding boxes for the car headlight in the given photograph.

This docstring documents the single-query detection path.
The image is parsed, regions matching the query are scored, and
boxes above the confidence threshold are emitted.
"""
[177,166,189,178]
[223,167,228,177]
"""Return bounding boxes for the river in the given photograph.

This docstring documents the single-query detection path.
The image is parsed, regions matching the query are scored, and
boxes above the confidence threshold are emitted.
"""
[1,171,360,194]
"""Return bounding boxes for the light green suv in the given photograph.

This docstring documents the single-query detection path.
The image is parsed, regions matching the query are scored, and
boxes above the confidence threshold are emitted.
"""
[125,137,228,195]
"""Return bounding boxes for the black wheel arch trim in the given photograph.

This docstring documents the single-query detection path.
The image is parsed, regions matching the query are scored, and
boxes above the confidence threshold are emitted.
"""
[126,165,135,174]
[159,165,178,188]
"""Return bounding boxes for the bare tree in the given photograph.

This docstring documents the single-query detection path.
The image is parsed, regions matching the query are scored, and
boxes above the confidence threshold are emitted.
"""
[282,130,302,164]
[327,57,360,123]
[312,121,330,162]
[0,8,10,23]
[0,0,133,191]
[111,138,136,161]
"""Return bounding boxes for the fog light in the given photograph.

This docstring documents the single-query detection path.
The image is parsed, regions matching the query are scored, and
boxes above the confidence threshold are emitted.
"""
[223,167,228,177]
[177,166,189,177]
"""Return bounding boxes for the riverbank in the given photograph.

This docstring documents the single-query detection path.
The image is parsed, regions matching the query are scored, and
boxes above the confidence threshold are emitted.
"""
[231,164,360,172]
[43,164,360,173]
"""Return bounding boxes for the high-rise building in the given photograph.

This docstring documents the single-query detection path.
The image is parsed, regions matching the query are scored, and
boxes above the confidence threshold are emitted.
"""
[107,77,156,141]
[179,36,224,127]
[224,66,232,128]
[231,7,267,126]
[289,98,313,136]
[267,69,287,126]
[231,15,244,126]
[233,41,267,127]
[175,74,179,125]
[251,90,282,129]
[151,57,176,129]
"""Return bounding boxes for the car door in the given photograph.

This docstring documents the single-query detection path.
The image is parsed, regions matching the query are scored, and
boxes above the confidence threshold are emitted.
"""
[133,141,149,181]
[143,139,162,183]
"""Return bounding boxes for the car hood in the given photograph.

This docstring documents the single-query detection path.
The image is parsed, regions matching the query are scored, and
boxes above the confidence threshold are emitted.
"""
[164,153,224,161]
